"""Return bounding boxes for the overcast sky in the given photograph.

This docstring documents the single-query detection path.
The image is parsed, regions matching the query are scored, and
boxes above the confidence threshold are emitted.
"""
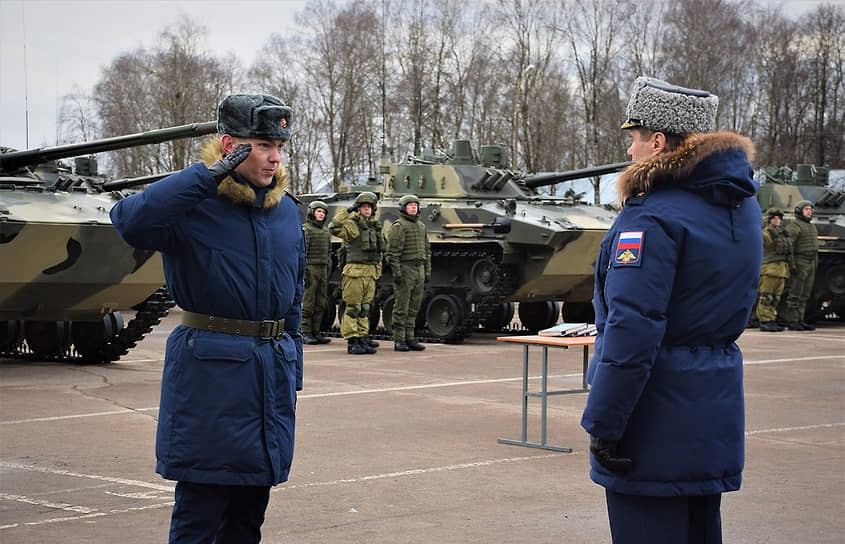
[0,0,832,152]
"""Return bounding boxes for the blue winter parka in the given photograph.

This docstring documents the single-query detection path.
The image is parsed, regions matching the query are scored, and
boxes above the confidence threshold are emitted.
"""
[110,138,305,487]
[580,132,762,496]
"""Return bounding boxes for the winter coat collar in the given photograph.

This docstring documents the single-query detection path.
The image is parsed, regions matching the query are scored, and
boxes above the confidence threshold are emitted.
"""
[199,136,288,209]
[617,131,756,206]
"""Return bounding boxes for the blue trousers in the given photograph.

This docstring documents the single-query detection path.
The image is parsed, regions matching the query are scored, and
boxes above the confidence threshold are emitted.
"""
[169,481,271,544]
[605,490,722,544]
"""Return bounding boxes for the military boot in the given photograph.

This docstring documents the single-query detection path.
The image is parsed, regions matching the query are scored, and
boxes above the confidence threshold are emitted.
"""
[394,340,410,352]
[799,321,816,331]
[362,335,379,348]
[760,321,783,332]
[787,322,807,331]
[303,334,321,345]
[347,337,367,355]
[315,334,332,344]
[406,339,426,351]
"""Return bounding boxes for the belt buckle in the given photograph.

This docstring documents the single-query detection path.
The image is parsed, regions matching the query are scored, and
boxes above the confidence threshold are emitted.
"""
[260,320,280,340]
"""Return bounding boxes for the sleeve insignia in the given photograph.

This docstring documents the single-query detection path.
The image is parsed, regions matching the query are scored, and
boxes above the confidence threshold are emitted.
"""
[613,230,644,267]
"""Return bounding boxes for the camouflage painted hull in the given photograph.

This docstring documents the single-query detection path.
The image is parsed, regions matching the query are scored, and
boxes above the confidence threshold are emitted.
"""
[0,189,164,321]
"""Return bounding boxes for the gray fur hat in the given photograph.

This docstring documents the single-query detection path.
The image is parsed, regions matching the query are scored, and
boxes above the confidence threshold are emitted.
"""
[217,94,293,141]
[621,77,718,135]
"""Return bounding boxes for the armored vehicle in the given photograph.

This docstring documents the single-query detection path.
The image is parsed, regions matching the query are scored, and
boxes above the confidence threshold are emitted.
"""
[757,164,845,320]
[0,122,216,362]
[300,140,624,342]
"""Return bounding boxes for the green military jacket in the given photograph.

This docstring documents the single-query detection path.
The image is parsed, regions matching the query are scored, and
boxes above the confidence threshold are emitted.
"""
[303,217,331,265]
[385,213,431,278]
[761,223,791,264]
[329,208,385,273]
[785,214,818,258]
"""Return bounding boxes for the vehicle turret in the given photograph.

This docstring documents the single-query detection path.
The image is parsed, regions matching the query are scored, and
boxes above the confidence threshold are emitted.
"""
[0,121,216,363]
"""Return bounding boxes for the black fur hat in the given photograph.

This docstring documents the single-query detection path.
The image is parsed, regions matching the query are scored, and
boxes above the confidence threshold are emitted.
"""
[217,94,293,141]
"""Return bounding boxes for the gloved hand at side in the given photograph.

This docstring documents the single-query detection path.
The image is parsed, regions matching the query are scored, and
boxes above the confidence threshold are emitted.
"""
[590,435,632,475]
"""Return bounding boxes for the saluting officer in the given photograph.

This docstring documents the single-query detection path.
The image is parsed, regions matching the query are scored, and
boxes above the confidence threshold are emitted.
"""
[385,194,431,352]
[329,191,385,354]
[111,93,304,543]
[302,200,332,344]
[782,200,819,330]
[757,208,791,332]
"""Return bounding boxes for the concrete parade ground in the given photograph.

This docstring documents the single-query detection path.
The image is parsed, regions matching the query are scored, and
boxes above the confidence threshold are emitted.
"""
[1,309,843,543]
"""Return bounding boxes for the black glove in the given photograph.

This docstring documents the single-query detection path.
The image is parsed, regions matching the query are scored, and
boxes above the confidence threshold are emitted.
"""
[393,274,403,287]
[347,204,358,213]
[589,435,632,475]
[207,143,252,184]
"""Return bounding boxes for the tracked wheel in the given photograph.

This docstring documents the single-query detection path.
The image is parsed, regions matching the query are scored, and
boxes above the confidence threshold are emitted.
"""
[518,301,559,331]
[562,302,595,324]
[72,312,125,363]
[425,294,466,343]
[24,321,71,358]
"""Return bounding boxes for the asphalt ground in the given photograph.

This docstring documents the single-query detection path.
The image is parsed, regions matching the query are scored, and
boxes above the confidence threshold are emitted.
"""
[1,311,843,543]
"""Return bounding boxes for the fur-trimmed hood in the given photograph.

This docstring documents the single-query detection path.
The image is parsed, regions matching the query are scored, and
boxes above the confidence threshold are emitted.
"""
[617,131,756,207]
[199,136,288,209]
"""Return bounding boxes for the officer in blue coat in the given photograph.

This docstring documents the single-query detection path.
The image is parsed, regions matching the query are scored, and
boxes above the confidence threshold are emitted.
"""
[580,77,762,544]
[111,94,305,543]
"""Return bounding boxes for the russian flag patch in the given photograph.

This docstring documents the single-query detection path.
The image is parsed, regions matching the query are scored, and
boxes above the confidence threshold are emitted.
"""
[614,230,644,266]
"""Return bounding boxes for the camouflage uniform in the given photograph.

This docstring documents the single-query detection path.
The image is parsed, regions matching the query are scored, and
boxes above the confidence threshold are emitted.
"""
[782,201,818,327]
[302,201,332,343]
[329,193,384,354]
[385,195,431,350]
[756,210,791,329]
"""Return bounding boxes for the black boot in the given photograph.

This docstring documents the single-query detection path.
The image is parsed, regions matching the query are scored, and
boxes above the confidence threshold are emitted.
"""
[799,321,816,331]
[347,337,367,355]
[787,322,807,331]
[303,334,321,345]
[362,335,379,348]
[406,339,426,351]
[394,340,410,352]
[760,321,783,332]
[315,334,332,344]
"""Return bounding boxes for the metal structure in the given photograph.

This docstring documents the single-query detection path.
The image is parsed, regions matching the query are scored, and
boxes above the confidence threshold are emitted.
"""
[300,140,621,343]
[0,122,217,362]
[757,164,845,320]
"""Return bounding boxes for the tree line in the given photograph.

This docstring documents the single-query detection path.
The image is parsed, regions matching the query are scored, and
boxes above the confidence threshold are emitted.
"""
[59,0,844,204]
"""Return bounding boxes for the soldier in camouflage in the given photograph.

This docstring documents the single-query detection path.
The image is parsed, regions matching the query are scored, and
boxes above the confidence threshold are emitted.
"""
[385,194,431,352]
[329,192,385,354]
[302,201,332,345]
[782,200,819,331]
[757,208,791,332]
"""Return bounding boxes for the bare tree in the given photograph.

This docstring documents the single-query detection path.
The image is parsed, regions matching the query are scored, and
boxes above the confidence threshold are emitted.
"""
[560,0,628,204]
[57,85,99,145]
[300,0,381,188]
[93,17,237,177]
[801,3,845,166]
[250,34,326,194]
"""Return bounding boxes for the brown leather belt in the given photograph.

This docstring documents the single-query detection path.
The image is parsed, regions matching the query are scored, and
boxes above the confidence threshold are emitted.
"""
[182,310,286,339]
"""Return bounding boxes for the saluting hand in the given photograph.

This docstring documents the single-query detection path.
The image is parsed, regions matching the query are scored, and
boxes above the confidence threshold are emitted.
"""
[207,143,252,184]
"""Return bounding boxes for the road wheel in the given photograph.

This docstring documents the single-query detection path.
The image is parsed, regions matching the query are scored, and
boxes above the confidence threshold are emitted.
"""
[425,294,466,342]
[518,301,559,331]
[562,302,595,324]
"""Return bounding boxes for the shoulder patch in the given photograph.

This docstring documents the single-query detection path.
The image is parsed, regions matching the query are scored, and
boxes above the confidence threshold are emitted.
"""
[613,230,645,267]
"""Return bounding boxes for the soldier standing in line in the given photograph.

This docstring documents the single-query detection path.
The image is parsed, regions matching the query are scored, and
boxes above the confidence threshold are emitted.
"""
[782,200,819,331]
[757,208,791,332]
[302,200,332,345]
[385,194,431,352]
[329,191,385,354]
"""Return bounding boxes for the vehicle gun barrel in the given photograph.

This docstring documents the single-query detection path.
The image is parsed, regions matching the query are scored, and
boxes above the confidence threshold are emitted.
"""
[0,121,217,172]
[102,172,176,191]
[522,161,631,189]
